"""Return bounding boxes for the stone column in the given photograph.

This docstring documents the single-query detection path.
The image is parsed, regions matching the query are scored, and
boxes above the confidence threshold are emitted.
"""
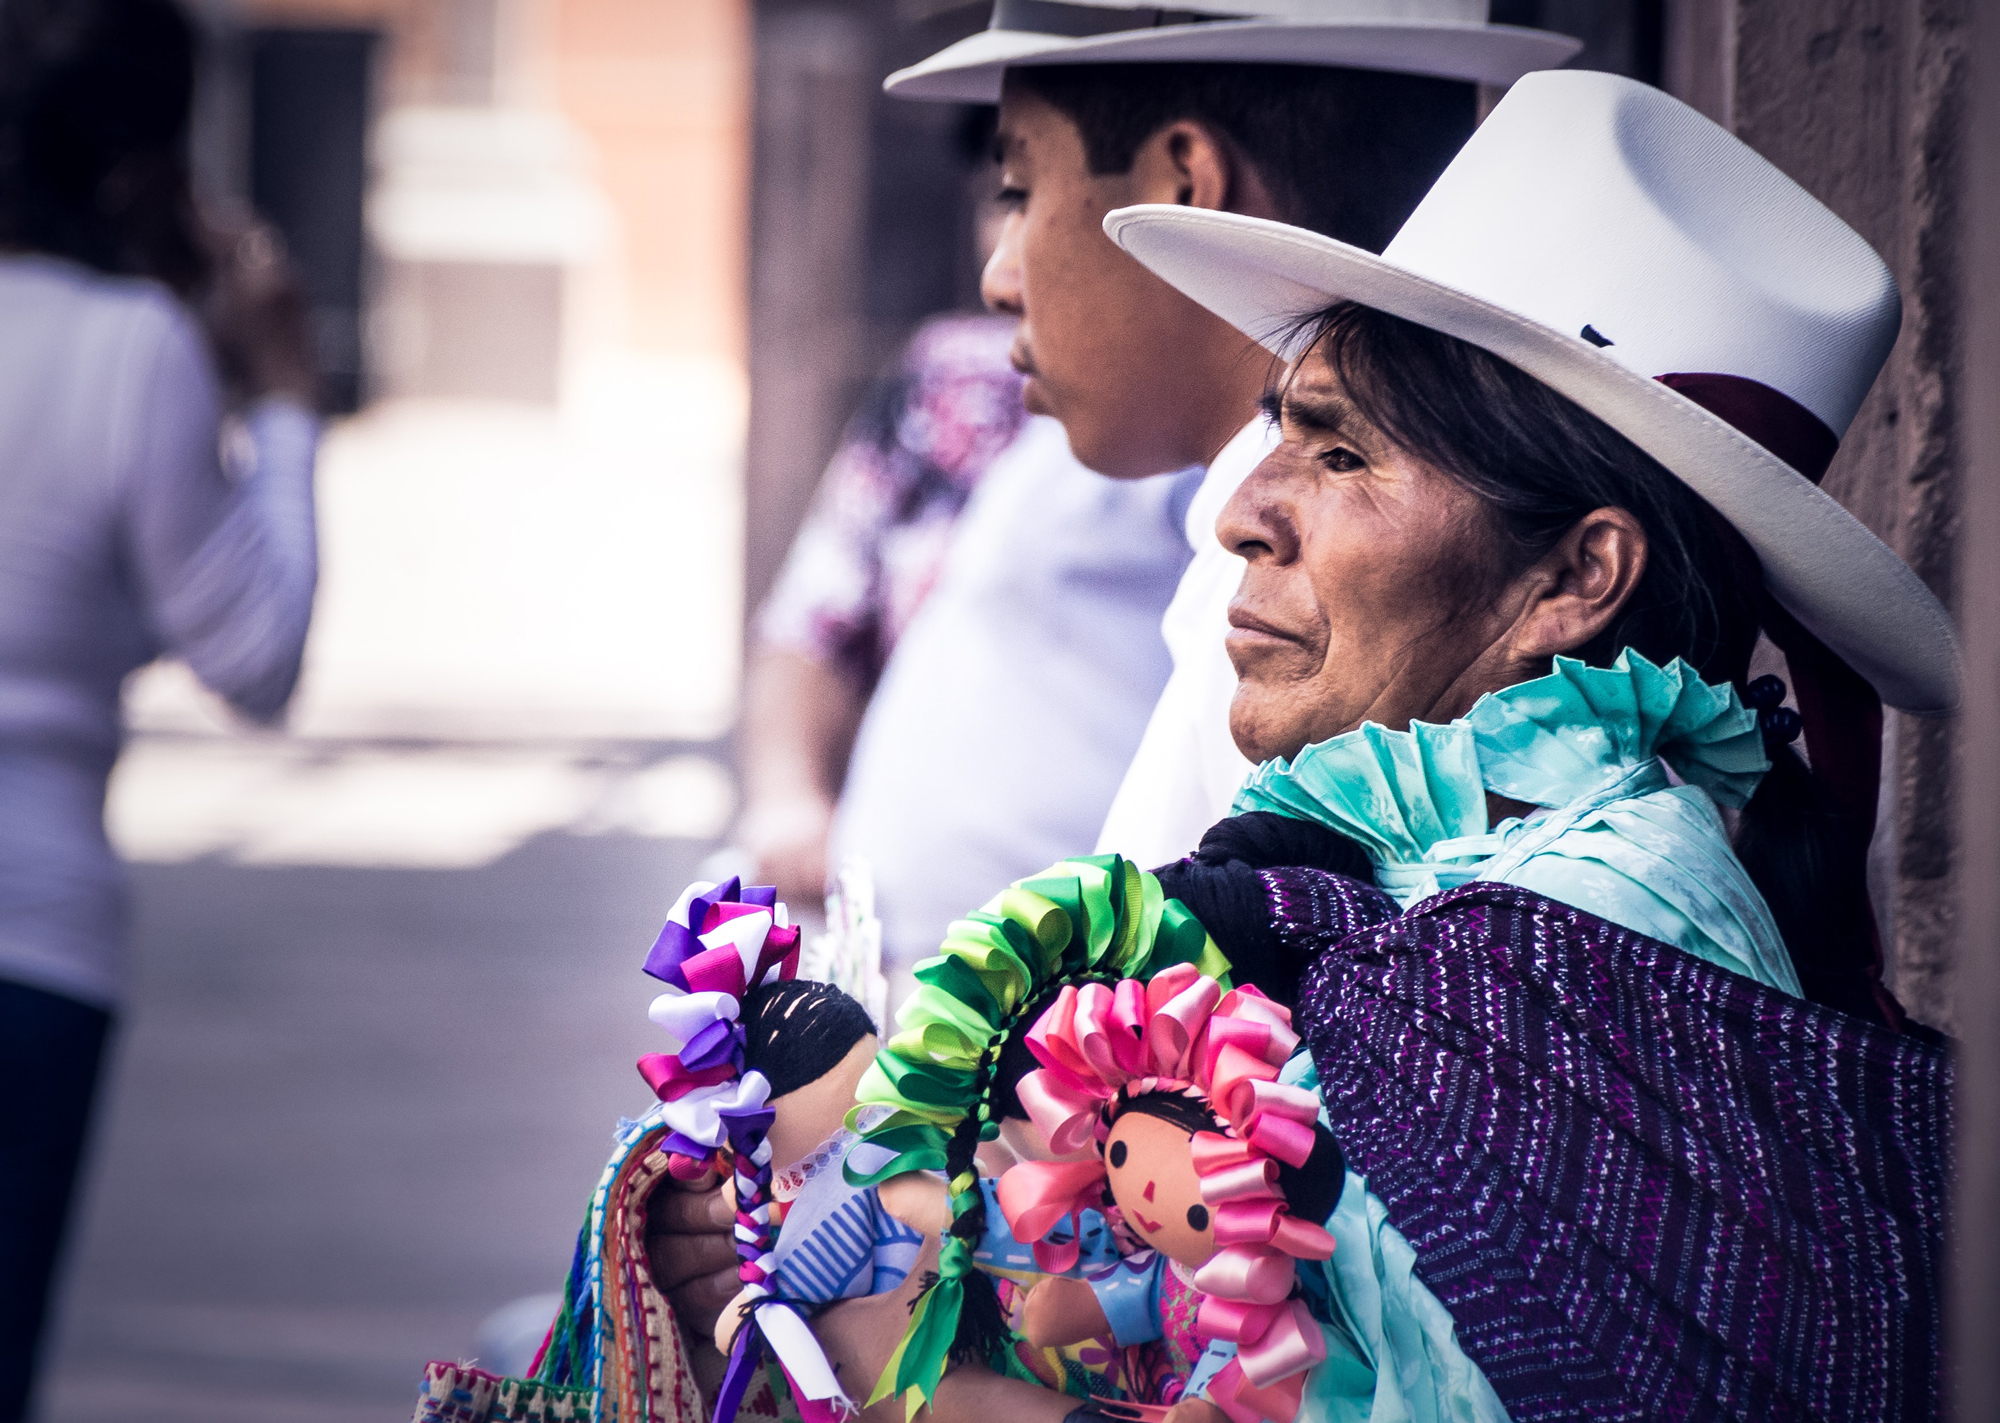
[1951,0,2000,1399]
[1665,0,1971,1030]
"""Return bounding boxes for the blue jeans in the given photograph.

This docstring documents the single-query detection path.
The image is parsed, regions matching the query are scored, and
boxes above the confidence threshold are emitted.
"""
[0,979,110,1423]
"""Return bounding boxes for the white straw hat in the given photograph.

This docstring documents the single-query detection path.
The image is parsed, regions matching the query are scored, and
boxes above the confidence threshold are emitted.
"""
[1103,70,1958,714]
[884,0,1580,104]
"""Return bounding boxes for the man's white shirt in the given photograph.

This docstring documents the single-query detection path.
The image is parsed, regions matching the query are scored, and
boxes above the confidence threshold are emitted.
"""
[1094,414,1277,868]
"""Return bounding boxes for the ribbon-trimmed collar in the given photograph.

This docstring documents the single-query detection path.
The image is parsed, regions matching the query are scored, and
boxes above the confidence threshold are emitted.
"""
[1233,650,1767,906]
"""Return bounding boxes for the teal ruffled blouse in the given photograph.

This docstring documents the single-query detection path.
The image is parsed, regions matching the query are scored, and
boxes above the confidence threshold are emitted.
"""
[1233,649,1799,995]
[1225,652,1800,1423]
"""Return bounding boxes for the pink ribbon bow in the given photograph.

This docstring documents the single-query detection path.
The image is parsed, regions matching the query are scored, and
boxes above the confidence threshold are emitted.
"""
[997,974,1337,1423]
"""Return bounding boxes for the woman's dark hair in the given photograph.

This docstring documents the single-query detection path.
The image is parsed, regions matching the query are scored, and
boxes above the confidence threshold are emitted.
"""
[1007,63,1475,254]
[1288,300,1891,1025]
[0,0,208,293]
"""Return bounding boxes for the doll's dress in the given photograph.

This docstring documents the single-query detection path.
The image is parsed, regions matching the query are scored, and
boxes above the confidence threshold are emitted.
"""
[971,1179,1149,1400]
[769,1123,927,1306]
[765,1132,1144,1403]
[975,1181,1236,1406]
[1084,1249,1234,1406]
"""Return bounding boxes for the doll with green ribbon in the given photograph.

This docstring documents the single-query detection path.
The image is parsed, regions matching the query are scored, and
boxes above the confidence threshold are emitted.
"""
[841,853,1231,1416]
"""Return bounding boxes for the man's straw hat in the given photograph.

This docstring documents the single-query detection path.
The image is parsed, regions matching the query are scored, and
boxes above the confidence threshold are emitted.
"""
[885,0,1580,103]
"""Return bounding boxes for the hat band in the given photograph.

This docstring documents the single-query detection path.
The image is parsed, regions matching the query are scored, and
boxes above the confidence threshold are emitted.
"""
[1656,372,1839,484]
[990,0,1226,38]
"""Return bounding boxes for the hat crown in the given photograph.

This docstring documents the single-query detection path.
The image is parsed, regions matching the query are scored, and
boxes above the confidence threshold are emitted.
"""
[1004,0,1485,21]
[1378,71,1898,438]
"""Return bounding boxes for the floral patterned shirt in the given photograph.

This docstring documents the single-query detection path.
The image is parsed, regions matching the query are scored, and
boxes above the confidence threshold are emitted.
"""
[756,314,1027,687]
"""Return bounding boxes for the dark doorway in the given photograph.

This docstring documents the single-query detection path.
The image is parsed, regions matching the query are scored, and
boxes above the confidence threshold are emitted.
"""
[247,28,379,414]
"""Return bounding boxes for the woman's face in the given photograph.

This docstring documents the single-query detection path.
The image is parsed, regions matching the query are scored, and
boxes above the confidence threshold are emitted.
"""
[1217,349,1535,763]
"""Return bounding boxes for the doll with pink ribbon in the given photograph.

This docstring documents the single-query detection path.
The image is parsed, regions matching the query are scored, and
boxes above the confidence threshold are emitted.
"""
[993,964,1344,1423]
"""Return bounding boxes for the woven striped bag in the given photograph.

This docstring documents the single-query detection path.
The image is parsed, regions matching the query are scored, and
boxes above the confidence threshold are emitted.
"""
[415,1103,801,1423]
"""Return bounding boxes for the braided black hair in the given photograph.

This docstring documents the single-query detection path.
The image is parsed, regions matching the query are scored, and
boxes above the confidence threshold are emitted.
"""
[936,1035,1011,1367]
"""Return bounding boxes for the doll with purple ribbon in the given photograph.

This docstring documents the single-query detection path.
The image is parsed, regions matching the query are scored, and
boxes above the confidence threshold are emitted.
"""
[637,877,891,1423]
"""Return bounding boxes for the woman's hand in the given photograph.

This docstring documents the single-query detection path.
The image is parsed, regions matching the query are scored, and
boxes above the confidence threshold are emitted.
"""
[1163,1399,1228,1423]
[199,213,318,408]
[811,1240,1073,1423]
[643,1166,741,1336]
[738,789,835,907]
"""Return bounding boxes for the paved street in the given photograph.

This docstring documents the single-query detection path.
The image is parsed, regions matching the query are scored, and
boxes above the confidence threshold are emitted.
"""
[27,382,746,1421]
[36,818,719,1422]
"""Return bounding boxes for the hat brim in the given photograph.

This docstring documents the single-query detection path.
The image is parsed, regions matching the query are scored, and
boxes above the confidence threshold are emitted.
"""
[1103,205,1959,714]
[884,20,1582,103]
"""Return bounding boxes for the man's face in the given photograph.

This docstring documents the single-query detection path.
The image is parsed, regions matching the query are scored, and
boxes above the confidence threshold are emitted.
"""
[982,83,1269,479]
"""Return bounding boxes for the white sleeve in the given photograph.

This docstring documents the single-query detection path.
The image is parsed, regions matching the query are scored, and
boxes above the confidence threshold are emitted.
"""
[120,304,318,724]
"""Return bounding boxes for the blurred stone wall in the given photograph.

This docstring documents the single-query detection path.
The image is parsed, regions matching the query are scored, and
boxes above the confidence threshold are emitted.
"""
[1666,0,1971,1030]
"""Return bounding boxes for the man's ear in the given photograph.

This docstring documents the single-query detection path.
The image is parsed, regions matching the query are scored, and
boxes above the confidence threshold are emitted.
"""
[1123,119,1280,218]
[1505,507,1649,663]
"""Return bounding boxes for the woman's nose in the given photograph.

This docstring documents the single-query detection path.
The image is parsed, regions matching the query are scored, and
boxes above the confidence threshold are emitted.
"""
[981,213,1025,315]
[1216,454,1299,563]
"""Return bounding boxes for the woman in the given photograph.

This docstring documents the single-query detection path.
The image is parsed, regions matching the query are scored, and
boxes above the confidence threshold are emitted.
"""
[812,71,1951,1423]
[0,1,318,1414]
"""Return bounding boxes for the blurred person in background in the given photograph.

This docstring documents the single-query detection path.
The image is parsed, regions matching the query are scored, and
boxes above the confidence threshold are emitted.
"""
[738,115,1198,990]
[0,0,319,1414]
[656,0,1580,1374]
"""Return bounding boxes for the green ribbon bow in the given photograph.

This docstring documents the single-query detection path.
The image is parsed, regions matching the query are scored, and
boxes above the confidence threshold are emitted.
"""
[843,854,1229,1414]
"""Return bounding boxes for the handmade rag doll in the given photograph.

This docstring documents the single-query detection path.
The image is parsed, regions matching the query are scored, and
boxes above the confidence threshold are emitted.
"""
[995,968,1342,1423]
[623,876,886,1423]
[842,852,1236,1414]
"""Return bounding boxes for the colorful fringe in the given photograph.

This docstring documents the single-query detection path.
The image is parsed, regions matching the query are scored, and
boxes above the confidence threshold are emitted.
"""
[414,1362,594,1421]
[416,1100,800,1423]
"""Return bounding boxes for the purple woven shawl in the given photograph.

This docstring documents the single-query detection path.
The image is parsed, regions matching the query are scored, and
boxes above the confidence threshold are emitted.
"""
[1269,865,1951,1423]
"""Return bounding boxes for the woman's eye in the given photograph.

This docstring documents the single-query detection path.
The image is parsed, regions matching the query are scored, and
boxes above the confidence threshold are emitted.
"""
[1318,446,1365,473]
[1108,1140,1128,1168]
[996,185,1027,211]
[1186,1204,1210,1231]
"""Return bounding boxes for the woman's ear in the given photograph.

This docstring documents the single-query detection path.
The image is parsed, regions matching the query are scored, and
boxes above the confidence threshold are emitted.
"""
[1505,507,1649,664]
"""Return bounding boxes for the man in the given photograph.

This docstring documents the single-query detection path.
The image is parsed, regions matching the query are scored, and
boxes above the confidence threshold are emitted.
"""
[890,2,1577,869]
[651,0,1579,1404]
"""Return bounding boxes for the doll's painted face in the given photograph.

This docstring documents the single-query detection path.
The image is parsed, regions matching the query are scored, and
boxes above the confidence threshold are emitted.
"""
[1102,1109,1217,1269]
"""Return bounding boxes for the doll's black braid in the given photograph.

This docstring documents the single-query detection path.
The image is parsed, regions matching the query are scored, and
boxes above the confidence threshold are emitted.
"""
[939,1032,1010,1367]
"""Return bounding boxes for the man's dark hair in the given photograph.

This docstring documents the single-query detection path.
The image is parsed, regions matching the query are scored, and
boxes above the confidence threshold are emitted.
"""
[1008,62,1476,252]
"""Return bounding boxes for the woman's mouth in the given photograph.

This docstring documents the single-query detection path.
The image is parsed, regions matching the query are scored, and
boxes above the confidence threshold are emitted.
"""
[1226,607,1296,645]
[1132,1211,1164,1234]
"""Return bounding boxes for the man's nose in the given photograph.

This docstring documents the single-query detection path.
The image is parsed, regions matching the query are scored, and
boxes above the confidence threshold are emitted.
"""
[981,213,1025,315]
